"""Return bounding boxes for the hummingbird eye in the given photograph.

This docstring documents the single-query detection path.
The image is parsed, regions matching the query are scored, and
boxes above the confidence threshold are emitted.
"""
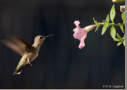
[40,37,43,39]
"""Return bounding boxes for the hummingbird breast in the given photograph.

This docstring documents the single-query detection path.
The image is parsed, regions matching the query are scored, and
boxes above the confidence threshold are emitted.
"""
[27,47,38,62]
[29,52,38,62]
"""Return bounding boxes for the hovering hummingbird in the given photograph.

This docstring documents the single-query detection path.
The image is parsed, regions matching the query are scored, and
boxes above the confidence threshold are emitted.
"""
[1,34,57,75]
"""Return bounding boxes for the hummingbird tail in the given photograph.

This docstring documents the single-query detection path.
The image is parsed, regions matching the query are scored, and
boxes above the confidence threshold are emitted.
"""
[13,70,22,75]
[13,72,16,75]
[13,68,23,75]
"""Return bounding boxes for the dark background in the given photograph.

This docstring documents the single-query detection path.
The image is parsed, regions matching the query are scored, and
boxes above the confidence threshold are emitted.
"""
[0,0,125,89]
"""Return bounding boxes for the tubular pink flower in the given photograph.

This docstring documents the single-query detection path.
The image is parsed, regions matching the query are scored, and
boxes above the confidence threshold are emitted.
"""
[73,20,97,49]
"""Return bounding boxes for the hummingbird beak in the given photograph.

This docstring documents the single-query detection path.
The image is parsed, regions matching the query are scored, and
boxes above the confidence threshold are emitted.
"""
[45,34,57,38]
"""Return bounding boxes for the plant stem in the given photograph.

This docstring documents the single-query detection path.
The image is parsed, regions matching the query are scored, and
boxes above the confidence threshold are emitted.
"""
[98,22,125,26]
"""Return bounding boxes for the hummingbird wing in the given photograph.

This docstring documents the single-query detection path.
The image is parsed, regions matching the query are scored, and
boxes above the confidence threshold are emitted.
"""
[1,39,24,56]
[1,34,34,56]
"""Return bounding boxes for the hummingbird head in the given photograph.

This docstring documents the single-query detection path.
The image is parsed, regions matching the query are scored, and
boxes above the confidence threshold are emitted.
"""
[34,35,46,45]
[33,34,57,48]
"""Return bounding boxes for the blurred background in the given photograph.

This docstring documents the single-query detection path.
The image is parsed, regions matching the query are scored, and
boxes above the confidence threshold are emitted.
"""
[0,0,125,89]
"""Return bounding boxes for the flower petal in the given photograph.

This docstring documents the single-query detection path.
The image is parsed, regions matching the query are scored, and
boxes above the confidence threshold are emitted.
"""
[78,34,87,49]
[74,20,80,27]
[73,20,91,49]
[73,27,87,40]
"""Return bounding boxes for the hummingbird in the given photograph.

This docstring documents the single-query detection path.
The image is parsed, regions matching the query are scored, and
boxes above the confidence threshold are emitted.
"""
[1,34,57,75]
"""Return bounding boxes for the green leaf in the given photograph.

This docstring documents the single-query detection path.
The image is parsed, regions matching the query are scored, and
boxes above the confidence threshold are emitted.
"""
[117,33,121,39]
[102,20,106,23]
[93,18,98,24]
[122,34,125,39]
[110,5,116,23]
[101,25,107,35]
[105,14,110,24]
[119,25,124,33]
[121,11,125,23]
[114,38,120,41]
[117,42,122,46]
[95,25,100,32]
[123,39,125,46]
[112,0,125,2]
[110,26,116,39]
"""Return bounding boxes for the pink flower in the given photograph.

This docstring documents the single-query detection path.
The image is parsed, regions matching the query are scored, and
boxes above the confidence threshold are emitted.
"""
[73,20,97,49]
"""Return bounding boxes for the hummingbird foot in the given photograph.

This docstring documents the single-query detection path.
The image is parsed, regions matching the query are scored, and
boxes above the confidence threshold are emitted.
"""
[28,63,32,67]
[26,59,32,67]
